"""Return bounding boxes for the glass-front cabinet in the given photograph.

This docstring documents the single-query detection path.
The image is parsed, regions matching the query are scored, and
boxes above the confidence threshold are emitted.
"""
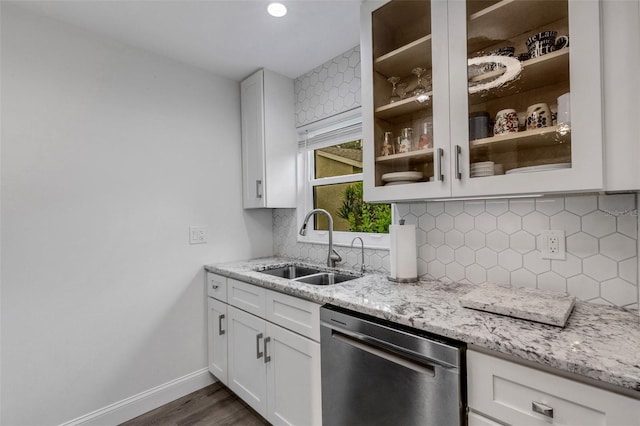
[362,0,604,202]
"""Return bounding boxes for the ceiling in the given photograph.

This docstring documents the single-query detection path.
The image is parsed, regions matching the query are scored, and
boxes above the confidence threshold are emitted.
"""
[9,0,362,81]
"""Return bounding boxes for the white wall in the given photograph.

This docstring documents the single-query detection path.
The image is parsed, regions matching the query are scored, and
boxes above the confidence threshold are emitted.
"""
[1,5,273,425]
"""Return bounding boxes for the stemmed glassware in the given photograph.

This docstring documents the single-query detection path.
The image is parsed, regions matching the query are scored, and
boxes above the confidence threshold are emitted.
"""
[387,76,401,103]
[412,67,430,104]
[397,82,408,99]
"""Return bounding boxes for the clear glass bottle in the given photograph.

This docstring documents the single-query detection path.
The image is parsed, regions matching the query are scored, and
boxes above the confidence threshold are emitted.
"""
[418,121,432,149]
[398,128,413,153]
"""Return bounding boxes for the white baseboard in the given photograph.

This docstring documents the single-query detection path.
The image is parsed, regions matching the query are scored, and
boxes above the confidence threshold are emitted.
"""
[60,368,216,426]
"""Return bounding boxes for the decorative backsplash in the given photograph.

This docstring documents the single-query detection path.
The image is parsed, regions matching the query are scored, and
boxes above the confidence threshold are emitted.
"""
[280,46,639,310]
[294,46,361,127]
[274,193,639,310]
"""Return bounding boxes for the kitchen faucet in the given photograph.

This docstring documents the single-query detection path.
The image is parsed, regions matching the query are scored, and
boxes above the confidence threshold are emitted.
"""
[351,237,365,274]
[299,208,342,268]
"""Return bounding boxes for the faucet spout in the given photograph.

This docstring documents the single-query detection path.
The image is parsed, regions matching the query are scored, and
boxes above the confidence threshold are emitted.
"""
[351,236,365,274]
[299,208,341,267]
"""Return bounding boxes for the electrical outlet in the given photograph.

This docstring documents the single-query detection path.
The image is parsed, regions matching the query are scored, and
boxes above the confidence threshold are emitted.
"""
[189,226,207,244]
[541,230,565,260]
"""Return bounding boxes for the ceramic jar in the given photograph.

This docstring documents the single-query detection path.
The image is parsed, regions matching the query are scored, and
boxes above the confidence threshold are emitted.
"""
[494,109,519,135]
[526,103,552,130]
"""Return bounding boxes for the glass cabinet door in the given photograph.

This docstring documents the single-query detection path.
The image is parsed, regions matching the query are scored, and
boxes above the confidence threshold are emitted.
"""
[448,0,603,197]
[362,0,451,202]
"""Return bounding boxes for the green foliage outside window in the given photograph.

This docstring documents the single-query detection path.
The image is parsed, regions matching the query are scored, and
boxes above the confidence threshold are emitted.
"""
[336,182,391,233]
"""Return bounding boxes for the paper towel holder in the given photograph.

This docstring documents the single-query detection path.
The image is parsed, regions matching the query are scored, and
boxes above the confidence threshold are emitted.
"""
[387,218,418,283]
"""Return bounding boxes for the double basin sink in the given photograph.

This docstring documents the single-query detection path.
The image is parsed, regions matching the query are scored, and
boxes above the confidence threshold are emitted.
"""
[258,264,358,285]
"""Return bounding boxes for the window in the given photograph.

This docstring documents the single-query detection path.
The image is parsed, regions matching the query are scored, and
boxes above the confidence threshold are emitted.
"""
[297,109,391,249]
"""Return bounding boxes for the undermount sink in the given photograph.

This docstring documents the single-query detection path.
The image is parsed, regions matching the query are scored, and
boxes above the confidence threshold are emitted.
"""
[259,265,324,279]
[257,264,359,285]
[294,272,356,285]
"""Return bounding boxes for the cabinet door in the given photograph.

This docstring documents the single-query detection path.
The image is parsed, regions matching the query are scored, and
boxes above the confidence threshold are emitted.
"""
[207,298,228,384]
[448,0,603,197]
[362,0,452,202]
[265,323,322,426]
[241,69,266,208]
[227,306,267,416]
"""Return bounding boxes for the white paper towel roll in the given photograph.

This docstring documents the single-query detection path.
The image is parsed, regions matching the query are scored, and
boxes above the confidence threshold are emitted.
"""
[389,223,417,281]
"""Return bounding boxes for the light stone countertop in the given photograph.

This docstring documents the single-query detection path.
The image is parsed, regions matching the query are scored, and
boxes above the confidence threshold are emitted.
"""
[205,256,640,395]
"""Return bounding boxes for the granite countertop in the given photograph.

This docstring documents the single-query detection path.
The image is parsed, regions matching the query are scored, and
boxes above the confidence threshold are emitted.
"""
[205,256,640,395]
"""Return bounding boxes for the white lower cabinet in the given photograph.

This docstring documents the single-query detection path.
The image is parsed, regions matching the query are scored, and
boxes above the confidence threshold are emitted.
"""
[207,273,322,426]
[266,322,321,426]
[228,305,268,414]
[467,349,640,426]
[207,298,228,385]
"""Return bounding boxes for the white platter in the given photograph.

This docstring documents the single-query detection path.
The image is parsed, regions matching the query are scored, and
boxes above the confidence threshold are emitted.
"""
[381,171,424,182]
[471,161,494,167]
[506,163,571,174]
[384,180,420,186]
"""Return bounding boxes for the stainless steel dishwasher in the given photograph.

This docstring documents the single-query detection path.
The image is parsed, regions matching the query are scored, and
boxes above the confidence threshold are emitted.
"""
[320,305,466,426]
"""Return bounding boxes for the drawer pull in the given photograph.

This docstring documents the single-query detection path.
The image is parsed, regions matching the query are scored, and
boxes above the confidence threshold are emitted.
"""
[211,283,219,290]
[256,333,264,359]
[532,401,554,418]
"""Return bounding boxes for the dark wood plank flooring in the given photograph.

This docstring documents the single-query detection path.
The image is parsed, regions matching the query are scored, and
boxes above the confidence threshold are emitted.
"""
[120,382,270,426]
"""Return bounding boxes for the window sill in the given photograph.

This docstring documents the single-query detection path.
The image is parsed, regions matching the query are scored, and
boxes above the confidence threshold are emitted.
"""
[297,231,390,250]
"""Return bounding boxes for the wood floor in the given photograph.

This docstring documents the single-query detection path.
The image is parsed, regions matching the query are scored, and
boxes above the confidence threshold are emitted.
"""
[120,382,270,426]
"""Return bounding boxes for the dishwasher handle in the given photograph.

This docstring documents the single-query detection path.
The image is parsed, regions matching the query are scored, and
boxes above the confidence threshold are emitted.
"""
[331,329,435,377]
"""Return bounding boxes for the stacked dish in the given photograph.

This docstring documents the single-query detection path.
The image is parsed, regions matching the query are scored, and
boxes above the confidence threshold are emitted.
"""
[505,163,571,174]
[471,161,495,177]
[382,171,424,186]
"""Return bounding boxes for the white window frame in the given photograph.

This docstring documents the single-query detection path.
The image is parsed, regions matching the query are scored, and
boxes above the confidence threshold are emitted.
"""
[296,108,391,249]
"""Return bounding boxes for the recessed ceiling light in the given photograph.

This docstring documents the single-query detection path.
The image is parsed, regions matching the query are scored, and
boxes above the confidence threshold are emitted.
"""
[267,2,287,17]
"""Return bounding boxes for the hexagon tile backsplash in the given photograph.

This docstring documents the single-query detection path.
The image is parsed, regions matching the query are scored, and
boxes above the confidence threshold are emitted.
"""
[294,46,361,127]
[273,193,639,311]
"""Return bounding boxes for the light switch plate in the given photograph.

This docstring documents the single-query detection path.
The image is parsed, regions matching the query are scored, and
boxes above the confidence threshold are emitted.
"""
[189,226,207,244]
[541,230,565,260]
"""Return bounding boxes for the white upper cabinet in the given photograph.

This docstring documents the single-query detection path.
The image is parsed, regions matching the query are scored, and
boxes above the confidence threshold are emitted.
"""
[241,69,296,208]
[601,0,640,191]
[362,0,607,202]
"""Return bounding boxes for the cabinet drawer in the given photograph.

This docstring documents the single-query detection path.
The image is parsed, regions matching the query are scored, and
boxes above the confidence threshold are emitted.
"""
[228,278,266,317]
[207,273,227,302]
[467,350,640,426]
[468,411,503,426]
[266,290,321,342]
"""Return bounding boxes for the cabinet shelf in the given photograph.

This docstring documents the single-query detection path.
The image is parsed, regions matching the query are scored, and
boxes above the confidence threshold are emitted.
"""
[470,125,571,152]
[374,35,433,78]
[376,148,434,164]
[468,0,568,52]
[375,93,433,120]
[469,48,569,104]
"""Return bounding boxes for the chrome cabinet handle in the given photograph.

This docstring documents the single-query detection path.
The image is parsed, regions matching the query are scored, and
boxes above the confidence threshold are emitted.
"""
[532,401,554,418]
[256,180,263,199]
[218,314,225,336]
[455,145,462,180]
[211,282,219,290]
[264,336,271,363]
[437,148,444,181]
[256,333,264,359]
